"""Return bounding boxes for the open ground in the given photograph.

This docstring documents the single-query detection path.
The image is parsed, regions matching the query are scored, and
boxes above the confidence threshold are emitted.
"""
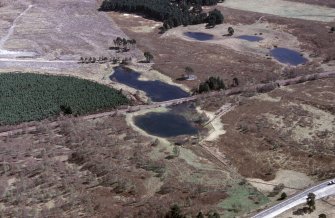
[0,0,334,217]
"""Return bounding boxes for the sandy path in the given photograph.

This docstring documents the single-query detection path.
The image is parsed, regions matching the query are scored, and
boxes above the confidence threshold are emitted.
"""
[0,4,33,48]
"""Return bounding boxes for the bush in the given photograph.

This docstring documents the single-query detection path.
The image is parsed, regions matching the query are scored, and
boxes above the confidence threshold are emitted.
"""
[165,205,185,218]
[268,183,284,197]
[277,192,287,201]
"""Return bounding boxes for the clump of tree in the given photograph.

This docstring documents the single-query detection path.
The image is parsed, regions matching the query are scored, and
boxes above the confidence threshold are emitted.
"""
[306,193,316,212]
[144,51,154,63]
[112,37,137,52]
[99,0,224,31]
[206,9,224,28]
[195,76,226,93]
[79,56,132,65]
[330,27,335,32]
[293,192,316,215]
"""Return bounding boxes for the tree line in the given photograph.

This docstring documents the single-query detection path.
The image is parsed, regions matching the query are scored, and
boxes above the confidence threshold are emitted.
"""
[99,0,224,30]
[79,56,132,65]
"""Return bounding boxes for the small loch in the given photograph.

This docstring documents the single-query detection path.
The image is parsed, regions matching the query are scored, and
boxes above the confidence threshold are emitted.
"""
[110,67,189,102]
[237,35,263,42]
[184,32,214,41]
[134,111,199,137]
[270,47,307,65]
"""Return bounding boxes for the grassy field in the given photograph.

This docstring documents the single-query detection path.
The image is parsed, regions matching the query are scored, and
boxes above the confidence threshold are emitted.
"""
[218,182,269,218]
[0,73,129,125]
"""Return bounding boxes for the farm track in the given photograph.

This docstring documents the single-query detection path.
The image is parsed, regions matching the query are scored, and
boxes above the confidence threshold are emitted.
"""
[0,5,33,48]
[0,71,334,138]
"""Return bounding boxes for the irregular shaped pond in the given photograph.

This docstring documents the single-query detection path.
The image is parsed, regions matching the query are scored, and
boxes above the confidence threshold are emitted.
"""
[270,48,307,65]
[237,35,263,42]
[184,32,214,41]
[134,112,199,137]
[110,67,189,102]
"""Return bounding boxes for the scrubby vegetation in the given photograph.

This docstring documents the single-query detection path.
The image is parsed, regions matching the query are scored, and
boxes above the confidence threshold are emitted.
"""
[0,73,129,125]
[99,0,224,30]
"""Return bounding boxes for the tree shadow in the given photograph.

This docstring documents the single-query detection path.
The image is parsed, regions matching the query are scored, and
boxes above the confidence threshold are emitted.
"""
[138,60,149,63]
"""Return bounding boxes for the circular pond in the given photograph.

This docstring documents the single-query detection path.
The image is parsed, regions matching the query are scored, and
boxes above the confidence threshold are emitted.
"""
[134,112,199,137]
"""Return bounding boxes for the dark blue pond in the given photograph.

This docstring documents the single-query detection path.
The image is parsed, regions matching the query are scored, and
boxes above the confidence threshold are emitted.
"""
[134,112,198,137]
[237,35,263,42]
[270,48,308,66]
[184,32,214,41]
[110,67,189,102]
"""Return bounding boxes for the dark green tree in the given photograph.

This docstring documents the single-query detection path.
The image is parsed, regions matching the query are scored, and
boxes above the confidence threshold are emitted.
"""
[307,193,316,211]
[198,82,210,93]
[197,76,225,93]
[232,77,239,86]
[277,192,287,201]
[207,9,224,25]
[228,26,234,36]
[60,105,73,115]
[165,205,185,218]
[196,212,204,218]
[144,51,154,63]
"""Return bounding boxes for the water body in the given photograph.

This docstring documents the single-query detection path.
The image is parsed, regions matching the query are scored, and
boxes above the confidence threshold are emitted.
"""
[237,35,263,42]
[134,111,198,137]
[270,48,308,65]
[184,32,214,41]
[110,67,189,102]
